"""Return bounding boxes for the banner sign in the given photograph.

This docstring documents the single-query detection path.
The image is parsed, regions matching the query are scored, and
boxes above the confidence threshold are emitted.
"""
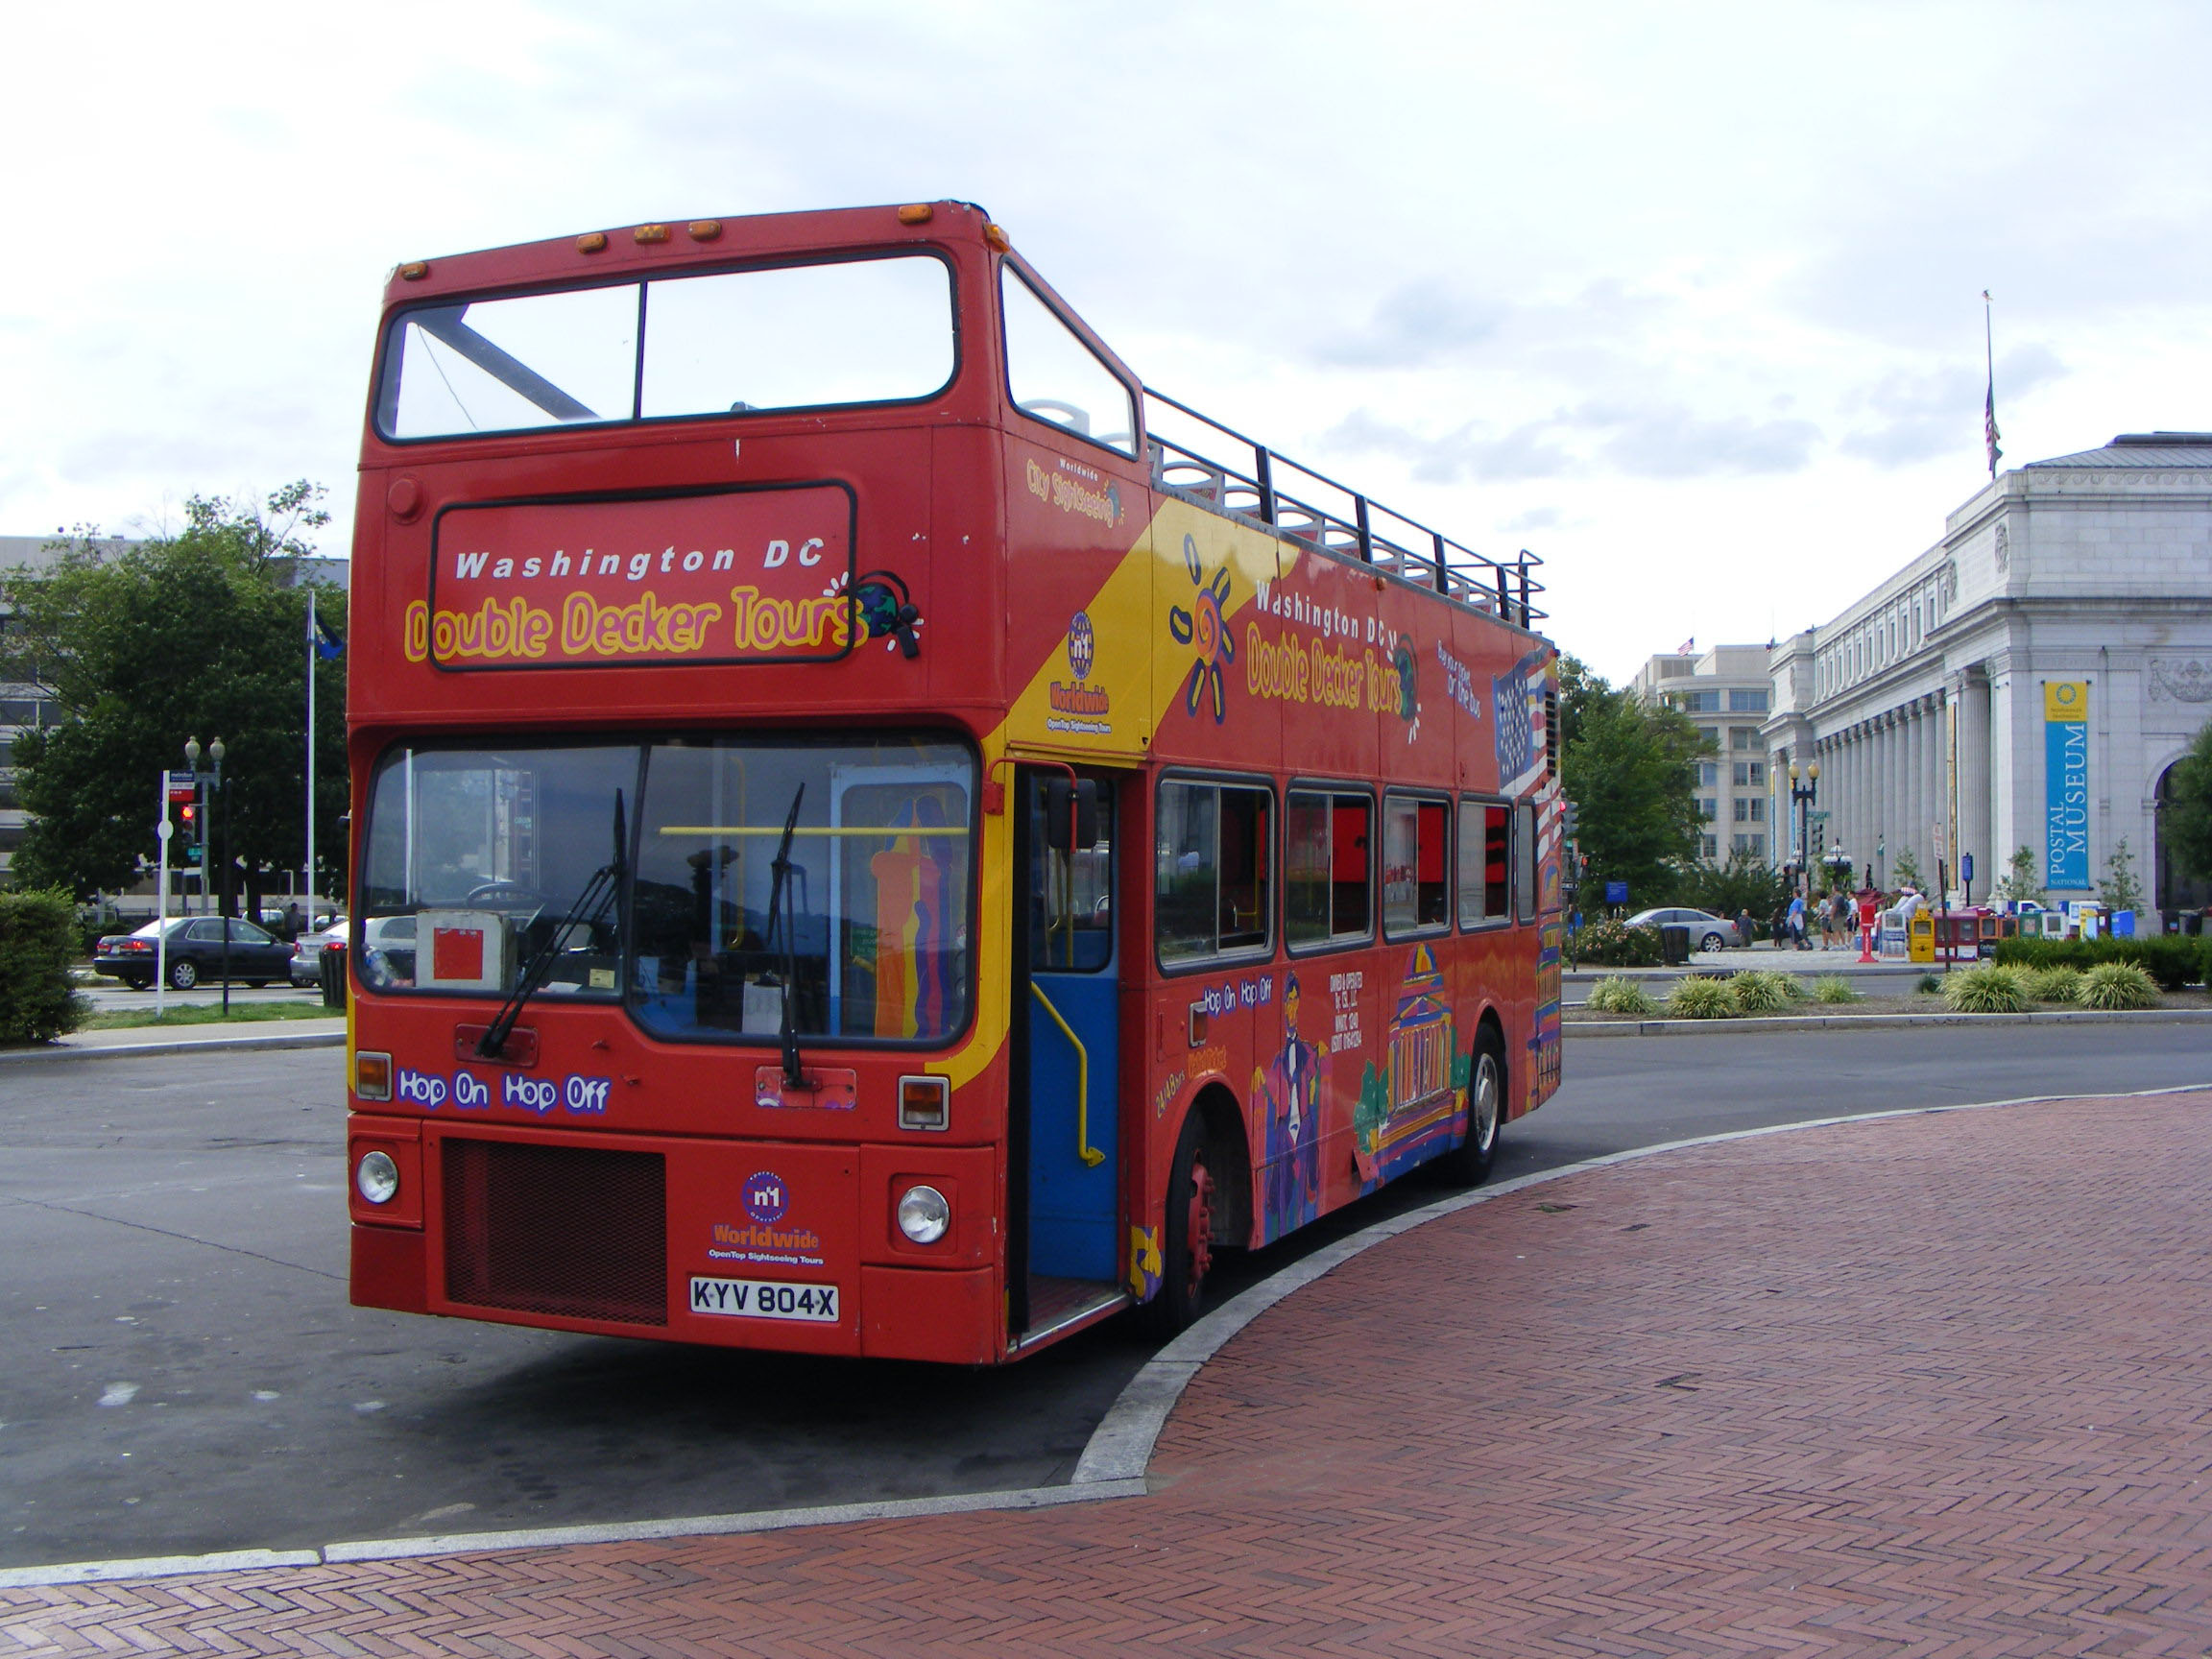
[414,484,856,670]
[2043,680,2089,889]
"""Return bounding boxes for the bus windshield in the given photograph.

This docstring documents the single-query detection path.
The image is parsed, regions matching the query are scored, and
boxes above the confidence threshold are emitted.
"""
[376,252,957,440]
[357,734,974,1046]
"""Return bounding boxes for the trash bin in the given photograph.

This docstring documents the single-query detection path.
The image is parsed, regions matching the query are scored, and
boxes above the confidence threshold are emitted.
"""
[1659,924,1692,966]
[319,940,349,1009]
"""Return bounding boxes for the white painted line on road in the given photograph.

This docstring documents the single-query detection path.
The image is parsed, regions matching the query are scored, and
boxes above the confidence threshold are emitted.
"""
[322,1478,1150,1564]
[11,1080,2205,1589]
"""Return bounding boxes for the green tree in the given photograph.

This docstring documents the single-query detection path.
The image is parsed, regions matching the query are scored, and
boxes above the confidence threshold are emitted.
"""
[2,484,347,913]
[2165,718,2212,883]
[1671,847,1789,924]
[2098,837,2143,913]
[1994,845,2041,902]
[1558,656,1704,907]
[1891,846,1924,892]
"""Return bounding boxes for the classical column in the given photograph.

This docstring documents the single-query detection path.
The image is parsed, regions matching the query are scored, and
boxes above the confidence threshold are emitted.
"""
[1958,672,1993,886]
[1904,706,1923,884]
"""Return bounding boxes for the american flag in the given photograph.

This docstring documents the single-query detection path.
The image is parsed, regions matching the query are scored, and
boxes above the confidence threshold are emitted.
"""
[1983,290,2002,476]
[1492,645,1551,797]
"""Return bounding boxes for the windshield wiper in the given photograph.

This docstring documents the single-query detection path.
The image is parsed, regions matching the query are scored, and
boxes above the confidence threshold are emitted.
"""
[762,782,808,1089]
[477,791,626,1061]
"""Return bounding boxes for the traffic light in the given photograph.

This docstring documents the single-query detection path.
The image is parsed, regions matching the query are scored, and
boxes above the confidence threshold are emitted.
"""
[179,801,203,863]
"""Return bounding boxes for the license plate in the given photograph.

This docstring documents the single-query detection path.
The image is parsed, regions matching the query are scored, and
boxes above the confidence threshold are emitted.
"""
[687,1276,840,1323]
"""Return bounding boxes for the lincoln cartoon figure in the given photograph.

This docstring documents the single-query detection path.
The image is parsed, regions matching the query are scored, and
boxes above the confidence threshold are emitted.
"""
[1255,973,1330,1239]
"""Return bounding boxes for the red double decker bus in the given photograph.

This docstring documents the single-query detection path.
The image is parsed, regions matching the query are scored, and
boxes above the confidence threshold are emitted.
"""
[343,201,1562,1363]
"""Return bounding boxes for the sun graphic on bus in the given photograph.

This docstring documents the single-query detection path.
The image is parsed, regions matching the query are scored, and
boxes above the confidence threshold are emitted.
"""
[1167,532,1236,724]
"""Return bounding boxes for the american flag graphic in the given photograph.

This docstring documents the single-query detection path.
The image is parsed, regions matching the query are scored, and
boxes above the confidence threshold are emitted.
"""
[1492,645,1551,797]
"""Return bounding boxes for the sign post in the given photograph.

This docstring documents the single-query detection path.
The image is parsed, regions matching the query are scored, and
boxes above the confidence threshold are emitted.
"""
[155,772,173,1017]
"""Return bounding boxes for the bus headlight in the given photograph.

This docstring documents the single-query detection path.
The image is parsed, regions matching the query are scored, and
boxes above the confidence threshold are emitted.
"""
[896,1184,950,1244]
[356,1150,400,1206]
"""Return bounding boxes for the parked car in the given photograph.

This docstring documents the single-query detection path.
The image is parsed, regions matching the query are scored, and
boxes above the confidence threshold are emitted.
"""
[1623,906,1743,952]
[288,914,351,986]
[93,917,298,991]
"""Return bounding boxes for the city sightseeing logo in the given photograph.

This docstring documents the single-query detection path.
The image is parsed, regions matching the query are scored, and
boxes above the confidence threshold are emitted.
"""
[1048,609,1111,733]
[1067,611,1094,680]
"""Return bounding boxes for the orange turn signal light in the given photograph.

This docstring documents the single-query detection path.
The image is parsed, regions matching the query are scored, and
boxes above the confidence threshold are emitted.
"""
[397,260,429,281]
[354,1050,393,1102]
[897,204,934,226]
[899,1075,950,1132]
[635,224,670,244]
[577,231,609,253]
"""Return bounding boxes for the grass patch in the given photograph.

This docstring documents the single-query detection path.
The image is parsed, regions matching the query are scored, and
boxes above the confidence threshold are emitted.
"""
[2077,961,2160,1011]
[1727,970,1799,1014]
[1940,964,2028,1014]
[2024,966,2084,1003]
[1810,975,1862,1004]
[1584,975,1657,1016]
[1667,976,1739,1020]
[81,1001,336,1031]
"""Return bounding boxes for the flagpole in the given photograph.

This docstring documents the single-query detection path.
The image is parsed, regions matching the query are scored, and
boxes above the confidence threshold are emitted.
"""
[1983,289,2000,479]
[305,588,316,915]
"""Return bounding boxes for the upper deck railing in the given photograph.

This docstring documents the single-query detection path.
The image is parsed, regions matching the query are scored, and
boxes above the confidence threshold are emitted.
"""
[1142,389,1546,630]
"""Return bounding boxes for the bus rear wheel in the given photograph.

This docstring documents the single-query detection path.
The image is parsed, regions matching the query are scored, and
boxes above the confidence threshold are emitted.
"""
[1145,1111,1216,1338]
[1435,1027,1504,1186]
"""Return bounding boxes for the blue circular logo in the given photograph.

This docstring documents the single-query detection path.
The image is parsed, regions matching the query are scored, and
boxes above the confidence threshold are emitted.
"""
[742,1171,788,1223]
[1067,612,1094,681]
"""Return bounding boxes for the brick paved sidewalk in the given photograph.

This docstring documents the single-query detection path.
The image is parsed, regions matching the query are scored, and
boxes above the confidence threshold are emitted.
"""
[8,1093,2210,1657]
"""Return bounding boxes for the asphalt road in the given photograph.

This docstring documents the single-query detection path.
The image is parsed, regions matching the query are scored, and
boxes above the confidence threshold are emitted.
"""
[2,1023,2207,1570]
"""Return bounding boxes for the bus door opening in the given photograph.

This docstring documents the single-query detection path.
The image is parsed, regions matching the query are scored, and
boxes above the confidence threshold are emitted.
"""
[1008,768,1120,1335]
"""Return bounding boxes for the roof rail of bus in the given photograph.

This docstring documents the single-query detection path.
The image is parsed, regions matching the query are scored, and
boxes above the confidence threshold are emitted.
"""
[1142,387,1547,630]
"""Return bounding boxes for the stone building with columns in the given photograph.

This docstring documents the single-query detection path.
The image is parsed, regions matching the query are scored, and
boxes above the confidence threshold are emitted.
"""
[1764,433,2212,924]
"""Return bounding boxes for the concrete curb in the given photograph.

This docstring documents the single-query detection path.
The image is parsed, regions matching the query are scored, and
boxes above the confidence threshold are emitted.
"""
[1565,1007,2212,1039]
[0,1027,344,1065]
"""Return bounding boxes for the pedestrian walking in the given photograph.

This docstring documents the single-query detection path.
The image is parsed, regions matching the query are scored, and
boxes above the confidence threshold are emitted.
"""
[1787,892,1809,950]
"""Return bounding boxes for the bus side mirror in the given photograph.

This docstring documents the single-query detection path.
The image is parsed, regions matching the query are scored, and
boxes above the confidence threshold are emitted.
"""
[1042,779,1100,851]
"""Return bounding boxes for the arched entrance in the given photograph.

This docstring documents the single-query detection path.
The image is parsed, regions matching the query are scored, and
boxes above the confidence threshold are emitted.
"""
[2154,761,2212,927]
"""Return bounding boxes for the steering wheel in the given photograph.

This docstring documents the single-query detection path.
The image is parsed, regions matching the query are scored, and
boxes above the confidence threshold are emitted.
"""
[466,883,546,909]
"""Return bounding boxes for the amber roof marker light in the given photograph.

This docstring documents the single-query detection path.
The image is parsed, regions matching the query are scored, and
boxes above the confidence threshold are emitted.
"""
[897,204,935,226]
[688,220,722,241]
[397,261,429,281]
[983,222,1011,252]
[576,231,609,254]
[634,224,671,245]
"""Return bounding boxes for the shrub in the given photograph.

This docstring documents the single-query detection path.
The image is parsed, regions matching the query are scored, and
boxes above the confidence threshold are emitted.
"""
[1941,964,2027,1014]
[2077,961,2160,1011]
[1915,974,1941,995]
[1584,975,1656,1016]
[2025,966,2084,1003]
[1992,932,2202,991]
[1810,975,1861,1003]
[1728,969,1798,1014]
[0,889,87,1045]
[1574,920,1664,968]
[1667,976,1739,1019]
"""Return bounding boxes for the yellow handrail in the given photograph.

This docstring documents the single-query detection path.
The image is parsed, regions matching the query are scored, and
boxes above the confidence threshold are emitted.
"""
[1029,982,1107,1167]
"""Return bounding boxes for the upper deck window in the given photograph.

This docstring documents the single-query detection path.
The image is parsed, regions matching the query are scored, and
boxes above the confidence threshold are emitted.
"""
[1000,268,1136,457]
[378,253,956,441]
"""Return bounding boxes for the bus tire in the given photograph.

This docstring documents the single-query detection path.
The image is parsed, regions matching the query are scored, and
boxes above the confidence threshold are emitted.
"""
[1144,1110,1216,1338]
[1436,1025,1504,1186]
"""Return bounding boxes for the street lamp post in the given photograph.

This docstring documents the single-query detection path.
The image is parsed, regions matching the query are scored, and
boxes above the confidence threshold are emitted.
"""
[1788,758,1820,901]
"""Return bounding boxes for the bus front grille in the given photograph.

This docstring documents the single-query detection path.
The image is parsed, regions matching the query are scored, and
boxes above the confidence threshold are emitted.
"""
[442,1138,668,1327]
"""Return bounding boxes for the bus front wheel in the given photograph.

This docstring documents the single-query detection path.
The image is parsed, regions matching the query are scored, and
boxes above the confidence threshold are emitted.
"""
[1145,1111,1215,1337]
[1436,1027,1504,1186]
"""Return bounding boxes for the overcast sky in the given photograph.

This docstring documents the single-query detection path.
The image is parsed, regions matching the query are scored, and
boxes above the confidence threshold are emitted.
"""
[7,0,2206,683]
